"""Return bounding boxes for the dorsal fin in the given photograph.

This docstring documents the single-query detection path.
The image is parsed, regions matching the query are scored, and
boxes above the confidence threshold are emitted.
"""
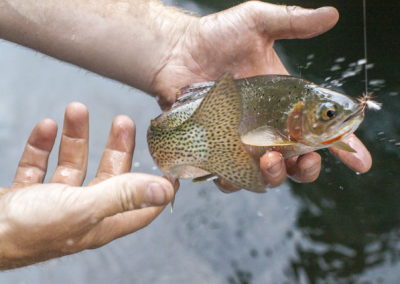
[187,73,265,192]
[179,81,214,100]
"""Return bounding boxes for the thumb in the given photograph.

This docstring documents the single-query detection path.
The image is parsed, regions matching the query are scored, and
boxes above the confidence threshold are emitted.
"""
[86,173,175,220]
[247,2,339,39]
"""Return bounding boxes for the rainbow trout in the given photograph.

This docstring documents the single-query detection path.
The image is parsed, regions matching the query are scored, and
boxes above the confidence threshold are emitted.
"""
[147,73,374,192]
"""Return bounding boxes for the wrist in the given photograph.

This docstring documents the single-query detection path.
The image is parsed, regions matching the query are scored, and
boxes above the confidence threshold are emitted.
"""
[139,2,197,97]
[147,9,199,109]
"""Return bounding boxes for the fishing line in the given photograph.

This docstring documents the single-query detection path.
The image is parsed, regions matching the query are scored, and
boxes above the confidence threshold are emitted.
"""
[362,0,369,94]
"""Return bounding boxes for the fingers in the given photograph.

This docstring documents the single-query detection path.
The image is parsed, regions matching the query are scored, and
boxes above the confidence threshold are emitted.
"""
[87,173,175,220]
[329,134,372,173]
[214,179,241,193]
[247,1,339,40]
[12,119,58,188]
[286,152,322,183]
[89,116,135,186]
[260,152,286,187]
[85,178,179,247]
[51,102,89,186]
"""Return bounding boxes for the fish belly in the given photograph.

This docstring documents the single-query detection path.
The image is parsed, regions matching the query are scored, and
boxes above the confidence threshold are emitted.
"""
[244,144,318,160]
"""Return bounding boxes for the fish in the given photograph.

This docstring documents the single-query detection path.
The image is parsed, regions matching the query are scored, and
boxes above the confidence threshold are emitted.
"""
[147,73,376,192]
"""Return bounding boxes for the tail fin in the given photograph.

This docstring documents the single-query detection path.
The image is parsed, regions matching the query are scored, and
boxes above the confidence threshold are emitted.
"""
[187,73,265,192]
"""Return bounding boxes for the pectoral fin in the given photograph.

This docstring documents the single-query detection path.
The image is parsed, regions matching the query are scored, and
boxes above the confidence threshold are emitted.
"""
[241,126,296,147]
[179,81,214,98]
[333,141,357,153]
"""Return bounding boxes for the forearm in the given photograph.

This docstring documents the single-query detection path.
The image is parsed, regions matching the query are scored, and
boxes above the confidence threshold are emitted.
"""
[0,0,194,94]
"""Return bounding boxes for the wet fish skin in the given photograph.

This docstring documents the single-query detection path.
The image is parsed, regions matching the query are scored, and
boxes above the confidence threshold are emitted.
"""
[147,74,363,192]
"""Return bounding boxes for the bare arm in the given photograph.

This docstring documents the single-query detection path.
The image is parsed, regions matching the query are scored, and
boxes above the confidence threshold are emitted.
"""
[0,0,192,93]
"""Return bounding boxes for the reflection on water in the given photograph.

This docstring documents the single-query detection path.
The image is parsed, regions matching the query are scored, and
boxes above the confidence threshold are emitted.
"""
[0,0,399,283]
[289,149,400,283]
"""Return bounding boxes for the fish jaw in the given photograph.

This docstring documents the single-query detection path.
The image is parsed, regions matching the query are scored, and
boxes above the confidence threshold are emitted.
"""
[320,131,350,145]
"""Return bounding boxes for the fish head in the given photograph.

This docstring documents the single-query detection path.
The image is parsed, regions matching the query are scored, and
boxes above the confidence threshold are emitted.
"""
[287,84,365,148]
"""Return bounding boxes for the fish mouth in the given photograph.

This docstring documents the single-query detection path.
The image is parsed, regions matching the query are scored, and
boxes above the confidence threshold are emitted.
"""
[342,104,365,124]
[342,92,381,124]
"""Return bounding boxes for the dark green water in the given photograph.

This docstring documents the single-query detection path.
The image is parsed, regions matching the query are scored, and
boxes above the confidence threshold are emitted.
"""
[0,1,398,283]
[194,0,400,283]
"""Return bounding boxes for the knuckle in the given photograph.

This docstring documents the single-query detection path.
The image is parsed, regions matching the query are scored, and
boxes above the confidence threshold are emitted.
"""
[285,5,300,14]
[118,182,136,211]
[60,238,85,254]
[116,177,142,211]
[243,0,262,10]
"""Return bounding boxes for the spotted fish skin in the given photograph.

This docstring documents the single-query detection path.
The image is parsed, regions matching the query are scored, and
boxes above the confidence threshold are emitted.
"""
[147,73,363,192]
[148,73,264,192]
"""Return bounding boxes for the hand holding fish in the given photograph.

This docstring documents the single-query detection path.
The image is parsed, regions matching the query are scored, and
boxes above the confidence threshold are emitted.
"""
[151,1,341,108]
[147,2,372,191]
[0,103,176,269]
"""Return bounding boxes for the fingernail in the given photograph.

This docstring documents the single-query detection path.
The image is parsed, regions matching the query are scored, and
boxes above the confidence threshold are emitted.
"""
[215,179,241,193]
[266,153,283,176]
[145,183,167,205]
[218,187,233,194]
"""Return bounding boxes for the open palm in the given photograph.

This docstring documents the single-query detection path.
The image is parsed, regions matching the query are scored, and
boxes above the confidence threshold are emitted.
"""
[0,103,175,269]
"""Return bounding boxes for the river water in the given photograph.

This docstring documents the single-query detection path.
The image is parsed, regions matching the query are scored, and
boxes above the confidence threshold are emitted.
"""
[0,0,399,283]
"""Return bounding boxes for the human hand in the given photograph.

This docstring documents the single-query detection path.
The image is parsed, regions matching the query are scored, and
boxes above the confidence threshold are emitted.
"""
[0,103,177,269]
[149,1,372,192]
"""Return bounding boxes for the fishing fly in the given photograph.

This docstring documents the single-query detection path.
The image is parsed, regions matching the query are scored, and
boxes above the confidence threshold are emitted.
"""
[359,0,381,111]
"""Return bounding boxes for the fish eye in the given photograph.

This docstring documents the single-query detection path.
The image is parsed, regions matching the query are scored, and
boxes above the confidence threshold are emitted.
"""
[319,103,337,121]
